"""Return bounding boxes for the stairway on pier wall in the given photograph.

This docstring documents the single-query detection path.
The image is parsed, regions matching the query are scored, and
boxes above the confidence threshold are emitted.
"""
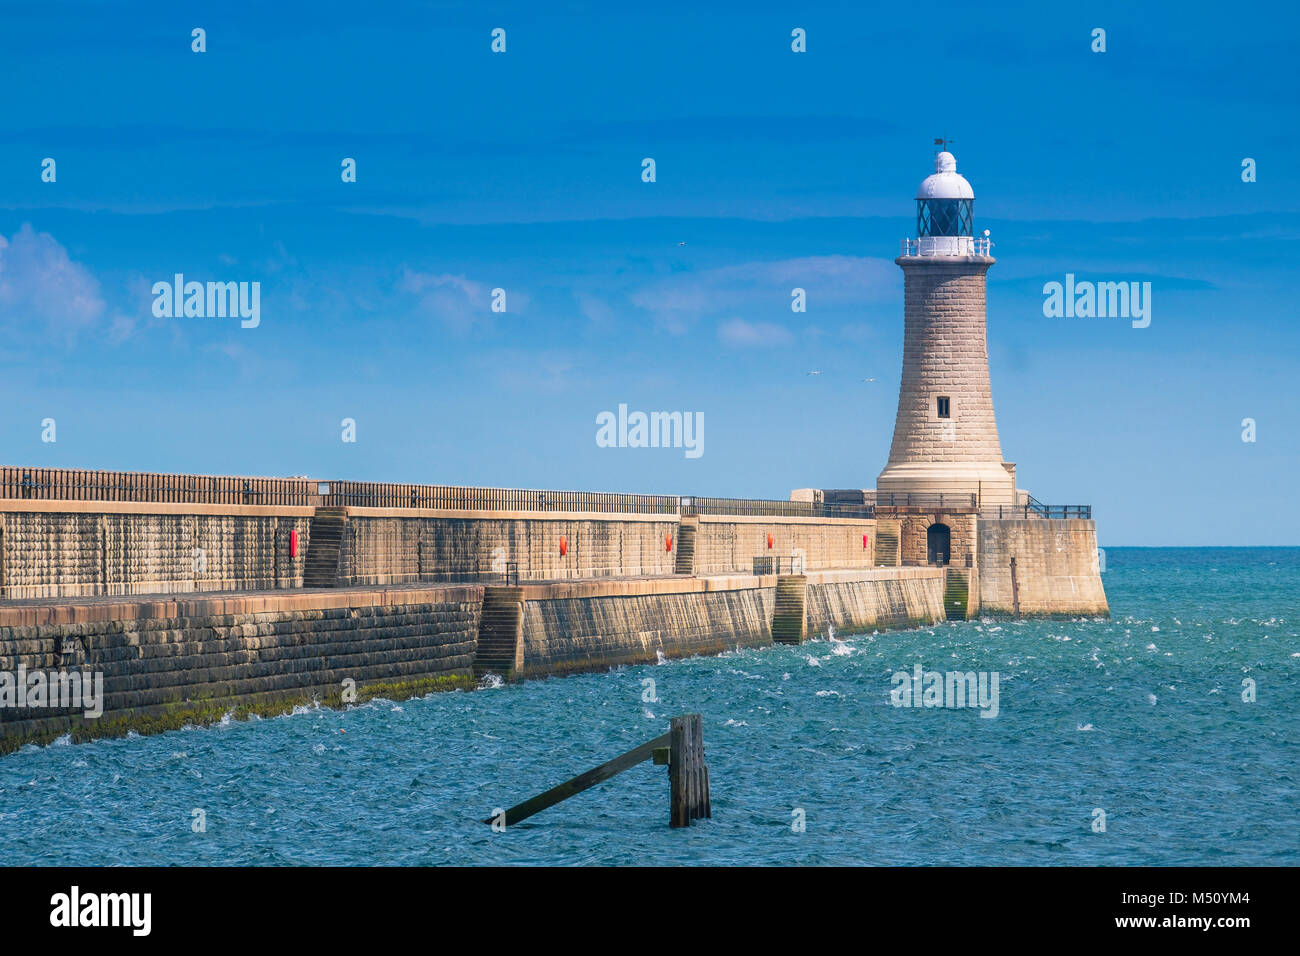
[303,508,348,588]
[473,586,524,677]
[874,521,900,567]
[771,575,808,644]
[674,519,697,574]
[943,567,971,620]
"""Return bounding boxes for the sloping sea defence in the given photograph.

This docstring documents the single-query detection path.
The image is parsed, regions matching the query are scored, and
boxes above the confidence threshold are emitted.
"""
[0,569,944,752]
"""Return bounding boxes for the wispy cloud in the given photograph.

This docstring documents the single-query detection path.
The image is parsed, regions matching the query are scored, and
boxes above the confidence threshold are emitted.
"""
[0,224,105,339]
[397,269,491,333]
[629,255,897,333]
[717,318,793,348]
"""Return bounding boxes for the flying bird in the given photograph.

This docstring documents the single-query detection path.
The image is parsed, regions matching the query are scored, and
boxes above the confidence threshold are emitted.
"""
[807,370,822,376]
[862,377,876,382]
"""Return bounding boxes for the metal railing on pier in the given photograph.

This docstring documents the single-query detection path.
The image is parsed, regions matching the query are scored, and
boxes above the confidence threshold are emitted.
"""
[751,555,805,575]
[680,496,873,520]
[874,490,1091,519]
[328,480,681,515]
[982,500,1092,520]
[875,491,980,511]
[0,467,874,520]
[0,466,314,506]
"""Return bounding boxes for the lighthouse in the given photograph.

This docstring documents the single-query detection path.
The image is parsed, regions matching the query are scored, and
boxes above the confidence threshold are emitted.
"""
[796,147,1106,616]
[875,150,1016,509]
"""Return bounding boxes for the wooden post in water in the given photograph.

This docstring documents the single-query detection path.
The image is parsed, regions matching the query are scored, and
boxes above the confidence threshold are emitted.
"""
[669,713,710,827]
[484,713,710,829]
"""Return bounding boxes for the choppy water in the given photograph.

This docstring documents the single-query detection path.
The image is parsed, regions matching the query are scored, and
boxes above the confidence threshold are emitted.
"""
[2,547,1296,865]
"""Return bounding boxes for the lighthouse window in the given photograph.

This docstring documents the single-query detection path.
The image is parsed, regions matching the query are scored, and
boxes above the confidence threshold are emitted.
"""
[937,396,951,418]
[917,198,974,237]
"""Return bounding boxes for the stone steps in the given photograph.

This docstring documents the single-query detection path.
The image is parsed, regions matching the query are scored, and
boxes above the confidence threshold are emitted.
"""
[942,567,970,620]
[302,509,347,588]
[673,522,696,574]
[473,586,523,677]
[875,526,900,566]
[771,574,808,644]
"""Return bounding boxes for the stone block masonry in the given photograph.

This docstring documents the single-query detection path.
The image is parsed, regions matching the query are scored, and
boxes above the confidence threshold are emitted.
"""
[0,502,312,599]
[977,519,1108,617]
[887,260,1002,466]
[0,586,481,753]
[0,500,878,597]
[338,510,679,585]
[803,568,947,637]
[481,567,947,680]
[1,566,949,752]
[517,581,775,678]
[691,515,876,575]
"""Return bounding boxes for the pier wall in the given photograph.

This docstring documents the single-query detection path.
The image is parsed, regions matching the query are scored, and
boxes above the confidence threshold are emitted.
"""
[0,502,313,599]
[0,586,481,753]
[0,566,945,752]
[337,510,678,585]
[506,567,945,680]
[691,515,876,574]
[0,501,877,597]
[803,567,947,638]
[976,519,1108,617]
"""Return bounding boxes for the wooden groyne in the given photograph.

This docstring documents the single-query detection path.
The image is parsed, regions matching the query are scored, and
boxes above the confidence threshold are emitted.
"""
[485,714,710,829]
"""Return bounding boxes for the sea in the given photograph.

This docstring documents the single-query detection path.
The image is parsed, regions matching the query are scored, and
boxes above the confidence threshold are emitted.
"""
[1,547,1296,865]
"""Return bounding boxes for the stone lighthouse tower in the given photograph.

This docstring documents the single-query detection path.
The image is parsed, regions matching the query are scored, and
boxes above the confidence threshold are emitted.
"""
[876,150,1016,509]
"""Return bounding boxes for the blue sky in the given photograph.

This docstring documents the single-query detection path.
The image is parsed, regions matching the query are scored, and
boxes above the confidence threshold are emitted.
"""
[1,0,1296,545]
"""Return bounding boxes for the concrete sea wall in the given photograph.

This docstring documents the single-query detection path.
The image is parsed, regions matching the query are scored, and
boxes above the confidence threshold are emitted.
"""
[498,567,946,680]
[977,519,1108,617]
[803,567,948,638]
[0,586,481,753]
[0,566,946,752]
[515,576,775,678]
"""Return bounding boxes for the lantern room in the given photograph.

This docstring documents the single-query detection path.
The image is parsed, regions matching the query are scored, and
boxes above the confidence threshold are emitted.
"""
[916,151,974,237]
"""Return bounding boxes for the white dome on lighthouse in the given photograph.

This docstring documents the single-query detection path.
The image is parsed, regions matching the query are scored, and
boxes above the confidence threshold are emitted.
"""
[916,151,974,200]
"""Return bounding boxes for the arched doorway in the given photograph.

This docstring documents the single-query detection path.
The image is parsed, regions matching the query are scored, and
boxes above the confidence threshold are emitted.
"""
[927,523,951,565]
